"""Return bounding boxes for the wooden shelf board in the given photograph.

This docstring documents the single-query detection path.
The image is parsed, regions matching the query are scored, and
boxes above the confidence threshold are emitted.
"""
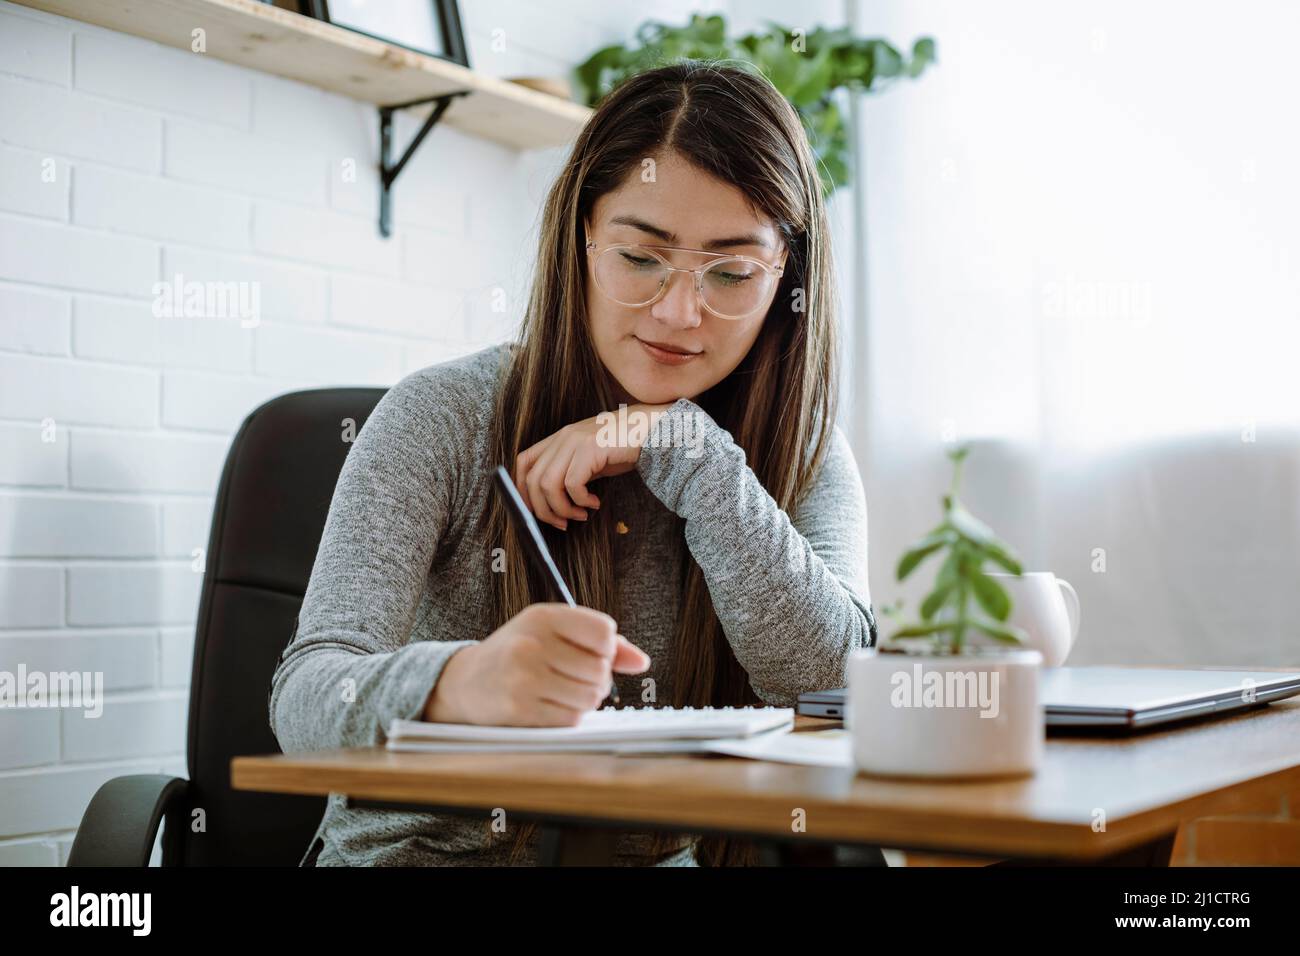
[14,0,591,150]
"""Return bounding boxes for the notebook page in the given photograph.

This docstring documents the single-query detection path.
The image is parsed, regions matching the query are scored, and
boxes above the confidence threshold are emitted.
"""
[384,738,719,754]
[386,705,794,744]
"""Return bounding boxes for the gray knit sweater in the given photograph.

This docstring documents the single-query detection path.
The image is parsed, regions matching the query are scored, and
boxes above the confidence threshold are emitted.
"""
[268,342,875,866]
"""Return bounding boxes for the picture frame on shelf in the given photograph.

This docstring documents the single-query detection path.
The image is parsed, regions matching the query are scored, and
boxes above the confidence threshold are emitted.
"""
[300,0,469,68]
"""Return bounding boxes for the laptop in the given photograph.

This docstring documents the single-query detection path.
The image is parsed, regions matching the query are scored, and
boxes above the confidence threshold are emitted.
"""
[797,667,1300,730]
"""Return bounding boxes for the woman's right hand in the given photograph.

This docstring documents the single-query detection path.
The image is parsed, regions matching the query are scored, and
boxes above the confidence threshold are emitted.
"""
[423,603,651,726]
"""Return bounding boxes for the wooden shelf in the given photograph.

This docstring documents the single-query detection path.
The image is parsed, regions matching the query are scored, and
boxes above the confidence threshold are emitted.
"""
[14,0,592,150]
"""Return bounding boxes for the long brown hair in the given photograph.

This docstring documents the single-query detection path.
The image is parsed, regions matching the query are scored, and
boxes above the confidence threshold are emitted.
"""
[481,60,840,865]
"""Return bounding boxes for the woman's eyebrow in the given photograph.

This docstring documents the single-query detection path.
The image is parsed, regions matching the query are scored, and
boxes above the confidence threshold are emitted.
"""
[608,214,771,250]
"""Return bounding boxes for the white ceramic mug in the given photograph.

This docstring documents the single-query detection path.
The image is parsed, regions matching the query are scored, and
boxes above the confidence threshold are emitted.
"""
[985,571,1080,667]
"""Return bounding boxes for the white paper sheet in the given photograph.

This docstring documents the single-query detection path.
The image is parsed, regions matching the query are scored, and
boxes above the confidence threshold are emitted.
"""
[703,728,853,767]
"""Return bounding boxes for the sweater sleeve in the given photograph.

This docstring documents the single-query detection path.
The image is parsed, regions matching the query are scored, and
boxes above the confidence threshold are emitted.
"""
[268,370,479,753]
[635,398,876,706]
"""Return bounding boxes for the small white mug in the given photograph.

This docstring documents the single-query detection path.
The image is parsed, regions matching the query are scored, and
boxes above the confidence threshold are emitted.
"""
[985,571,1081,667]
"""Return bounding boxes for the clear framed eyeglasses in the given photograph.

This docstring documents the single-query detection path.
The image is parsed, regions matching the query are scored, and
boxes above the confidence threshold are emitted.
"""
[585,239,785,319]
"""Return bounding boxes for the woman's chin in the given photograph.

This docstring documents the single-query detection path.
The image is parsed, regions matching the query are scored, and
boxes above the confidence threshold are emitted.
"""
[598,341,712,406]
[618,376,695,406]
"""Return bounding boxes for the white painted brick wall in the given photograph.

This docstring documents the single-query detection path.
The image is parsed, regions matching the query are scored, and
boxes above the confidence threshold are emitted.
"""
[0,8,68,85]
[0,566,63,627]
[0,354,159,427]
[158,627,195,688]
[252,199,402,275]
[0,284,69,354]
[1,709,58,771]
[69,430,227,493]
[0,422,67,485]
[66,563,204,627]
[0,217,160,295]
[0,75,162,171]
[0,145,68,220]
[61,694,189,762]
[0,631,158,691]
[159,499,211,558]
[73,164,253,252]
[73,31,252,128]
[0,0,725,865]
[161,247,328,324]
[166,120,327,205]
[0,493,157,556]
[75,295,253,373]
[162,370,300,433]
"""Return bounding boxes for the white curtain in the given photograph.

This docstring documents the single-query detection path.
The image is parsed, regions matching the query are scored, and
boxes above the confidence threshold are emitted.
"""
[844,0,1300,666]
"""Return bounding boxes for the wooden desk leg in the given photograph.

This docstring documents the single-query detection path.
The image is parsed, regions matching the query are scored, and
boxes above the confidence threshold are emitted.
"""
[537,826,618,865]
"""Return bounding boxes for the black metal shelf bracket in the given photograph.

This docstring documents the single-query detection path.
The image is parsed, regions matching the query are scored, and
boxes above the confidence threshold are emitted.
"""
[377,91,470,238]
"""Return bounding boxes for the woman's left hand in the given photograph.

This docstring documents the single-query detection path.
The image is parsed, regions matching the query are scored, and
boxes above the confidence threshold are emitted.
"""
[515,403,672,530]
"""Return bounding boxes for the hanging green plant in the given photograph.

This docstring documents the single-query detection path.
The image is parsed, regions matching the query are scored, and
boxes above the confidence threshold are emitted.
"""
[573,14,936,196]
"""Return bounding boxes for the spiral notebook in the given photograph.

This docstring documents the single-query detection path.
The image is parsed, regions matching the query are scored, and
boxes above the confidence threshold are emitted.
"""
[385,705,795,754]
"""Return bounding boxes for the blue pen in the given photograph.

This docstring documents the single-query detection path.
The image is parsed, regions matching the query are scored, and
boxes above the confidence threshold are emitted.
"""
[493,465,621,705]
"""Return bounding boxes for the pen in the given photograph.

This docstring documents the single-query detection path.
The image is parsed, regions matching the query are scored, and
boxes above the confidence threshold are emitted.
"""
[492,465,621,706]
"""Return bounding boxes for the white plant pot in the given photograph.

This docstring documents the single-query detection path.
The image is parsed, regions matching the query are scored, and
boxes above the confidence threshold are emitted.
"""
[847,647,1044,779]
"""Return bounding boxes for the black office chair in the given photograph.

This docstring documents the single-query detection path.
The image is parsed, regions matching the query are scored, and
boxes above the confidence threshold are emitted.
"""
[67,387,385,866]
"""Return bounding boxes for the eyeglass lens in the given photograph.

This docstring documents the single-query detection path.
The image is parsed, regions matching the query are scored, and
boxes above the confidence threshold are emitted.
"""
[592,245,776,318]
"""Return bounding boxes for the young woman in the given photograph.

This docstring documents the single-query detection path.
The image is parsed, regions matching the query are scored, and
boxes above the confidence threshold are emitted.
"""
[270,60,877,867]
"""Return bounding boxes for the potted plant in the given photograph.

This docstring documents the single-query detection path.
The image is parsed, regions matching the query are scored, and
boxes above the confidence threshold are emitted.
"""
[847,446,1045,778]
[573,14,936,196]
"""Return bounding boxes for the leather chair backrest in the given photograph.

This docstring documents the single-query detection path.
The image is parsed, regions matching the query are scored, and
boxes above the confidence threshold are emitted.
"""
[182,387,383,865]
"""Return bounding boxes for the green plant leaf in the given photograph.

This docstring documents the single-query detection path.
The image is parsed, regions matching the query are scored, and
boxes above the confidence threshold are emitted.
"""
[758,34,802,93]
[969,571,1012,621]
[868,39,904,79]
[946,505,1024,574]
[832,40,872,88]
[973,538,1024,575]
[572,44,626,105]
[787,47,835,108]
[816,151,849,195]
[934,545,962,585]
[895,529,953,580]
[971,618,1029,645]
[946,502,996,544]
[695,14,727,45]
[806,24,852,50]
[907,37,937,77]
[919,580,956,620]
[889,620,959,640]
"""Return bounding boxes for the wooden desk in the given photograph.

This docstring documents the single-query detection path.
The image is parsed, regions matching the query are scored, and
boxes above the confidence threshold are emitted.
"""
[232,700,1300,865]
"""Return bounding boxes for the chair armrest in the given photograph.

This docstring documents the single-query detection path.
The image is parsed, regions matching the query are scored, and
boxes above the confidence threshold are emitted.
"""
[67,774,190,867]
